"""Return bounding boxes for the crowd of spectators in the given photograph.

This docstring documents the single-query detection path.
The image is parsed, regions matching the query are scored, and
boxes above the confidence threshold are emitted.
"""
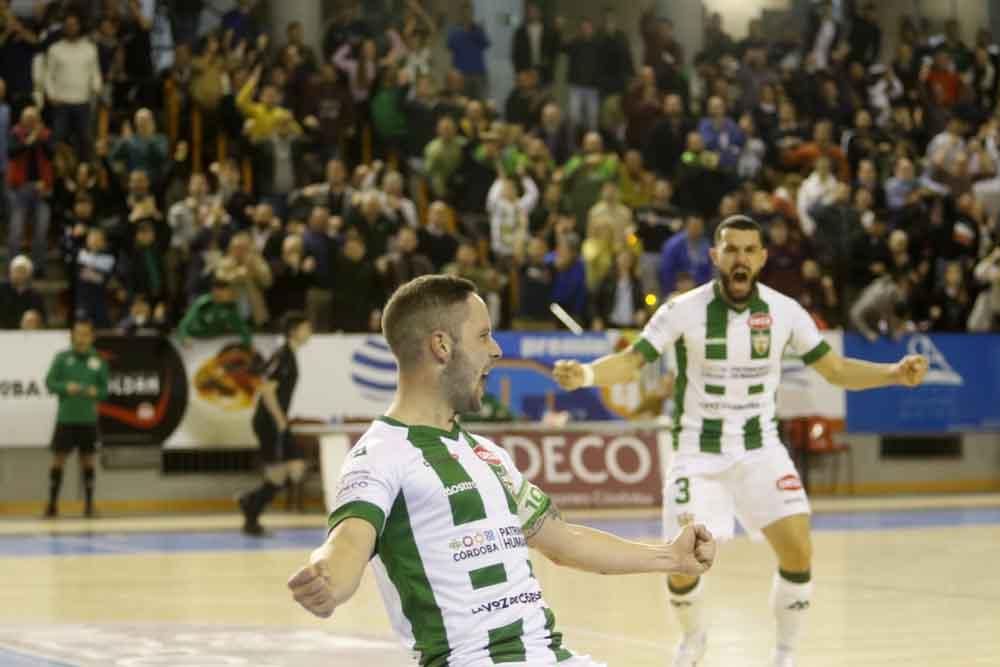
[2,0,1000,341]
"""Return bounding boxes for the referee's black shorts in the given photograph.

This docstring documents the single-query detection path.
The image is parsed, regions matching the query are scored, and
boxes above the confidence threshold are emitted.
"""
[51,424,99,455]
[253,414,303,464]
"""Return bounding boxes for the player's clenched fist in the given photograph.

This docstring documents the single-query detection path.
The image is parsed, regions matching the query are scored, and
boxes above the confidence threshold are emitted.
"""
[668,523,717,577]
[288,561,337,618]
[893,354,928,387]
[552,360,585,390]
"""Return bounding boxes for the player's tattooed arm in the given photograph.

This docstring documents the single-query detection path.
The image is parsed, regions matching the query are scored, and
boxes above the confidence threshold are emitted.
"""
[523,500,563,540]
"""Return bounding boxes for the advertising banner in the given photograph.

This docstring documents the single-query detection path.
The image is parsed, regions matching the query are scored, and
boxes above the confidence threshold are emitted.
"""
[845,333,1000,433]
[323,426,671,510]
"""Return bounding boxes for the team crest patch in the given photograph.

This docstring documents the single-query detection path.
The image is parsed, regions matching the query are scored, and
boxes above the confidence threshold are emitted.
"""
[751,328,771,356]
[776,474,803,491]
[473,445,503,466]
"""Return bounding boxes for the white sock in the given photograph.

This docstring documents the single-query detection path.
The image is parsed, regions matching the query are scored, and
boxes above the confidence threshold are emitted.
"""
[770,571,813,653]
[668,577,706,638]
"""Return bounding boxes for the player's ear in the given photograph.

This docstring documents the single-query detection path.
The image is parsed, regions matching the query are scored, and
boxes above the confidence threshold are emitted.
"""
[430,330,451,364]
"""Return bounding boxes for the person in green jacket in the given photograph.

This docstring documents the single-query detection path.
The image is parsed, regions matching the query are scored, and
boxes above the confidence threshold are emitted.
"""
[44,318,109,518]
[177,278,253,347]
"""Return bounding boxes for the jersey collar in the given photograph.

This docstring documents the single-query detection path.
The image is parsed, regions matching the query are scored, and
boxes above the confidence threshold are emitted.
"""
[712,280,759,314]
[378,415,461,440]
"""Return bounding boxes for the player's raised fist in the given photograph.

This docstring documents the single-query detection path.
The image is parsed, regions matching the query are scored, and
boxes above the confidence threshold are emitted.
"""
[893,354,928,387]
[288,562,337,618]
[552,360,585,390]
[668,523,716,576]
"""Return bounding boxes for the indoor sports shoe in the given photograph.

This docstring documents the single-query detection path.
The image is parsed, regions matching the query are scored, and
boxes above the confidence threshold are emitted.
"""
[671,631,707,667]
[771,648,795,667]
[43,503,57,519]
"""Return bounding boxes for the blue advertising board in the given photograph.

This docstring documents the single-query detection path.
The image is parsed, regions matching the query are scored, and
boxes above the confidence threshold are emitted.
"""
[844,333,1000,433]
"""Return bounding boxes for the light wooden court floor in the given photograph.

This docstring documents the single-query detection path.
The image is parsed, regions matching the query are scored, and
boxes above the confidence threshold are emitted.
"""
[0,495,998,667]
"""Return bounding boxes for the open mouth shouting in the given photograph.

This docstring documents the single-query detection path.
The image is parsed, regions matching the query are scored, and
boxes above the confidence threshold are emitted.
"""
[730,266,751,289]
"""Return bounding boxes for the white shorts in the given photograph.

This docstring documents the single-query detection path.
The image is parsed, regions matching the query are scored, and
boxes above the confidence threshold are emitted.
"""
[662,445,810,542]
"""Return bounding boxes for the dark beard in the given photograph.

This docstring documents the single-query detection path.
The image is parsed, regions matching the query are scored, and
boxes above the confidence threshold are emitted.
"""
[718,269,759,306]
[440,345,482,415]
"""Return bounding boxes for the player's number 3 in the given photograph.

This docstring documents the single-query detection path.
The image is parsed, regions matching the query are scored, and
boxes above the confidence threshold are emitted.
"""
[674,477,690,504]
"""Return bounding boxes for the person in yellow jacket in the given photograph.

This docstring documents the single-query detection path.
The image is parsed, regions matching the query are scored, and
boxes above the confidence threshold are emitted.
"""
[237,65,301,142]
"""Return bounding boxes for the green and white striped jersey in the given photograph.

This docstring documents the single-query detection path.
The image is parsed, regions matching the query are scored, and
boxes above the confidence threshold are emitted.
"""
[328,416,574,667]
[635,281,831,455]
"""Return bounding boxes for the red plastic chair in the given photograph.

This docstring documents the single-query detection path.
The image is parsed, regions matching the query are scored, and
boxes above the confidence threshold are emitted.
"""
[785,417,854,495]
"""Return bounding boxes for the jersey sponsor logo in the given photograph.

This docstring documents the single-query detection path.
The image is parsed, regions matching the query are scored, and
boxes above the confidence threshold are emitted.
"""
[335,470,373,499]
[351,445,368,458]
[749,313,773,330]
[449,525,525,561]
[776,474,803,491]
[471,590,543,615]
[473,444,503,466]
[444,480,477,497]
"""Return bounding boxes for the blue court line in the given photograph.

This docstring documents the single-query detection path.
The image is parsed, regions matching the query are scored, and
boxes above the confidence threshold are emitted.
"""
[0,507,998,558]
[0,647,76,667]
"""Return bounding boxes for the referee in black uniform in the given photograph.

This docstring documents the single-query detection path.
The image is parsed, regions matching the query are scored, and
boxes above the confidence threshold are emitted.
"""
[238,312,313,536]
[43,318,108,517]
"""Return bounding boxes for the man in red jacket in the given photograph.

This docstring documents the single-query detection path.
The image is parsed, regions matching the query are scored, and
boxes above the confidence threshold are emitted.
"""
[6,106,54,275]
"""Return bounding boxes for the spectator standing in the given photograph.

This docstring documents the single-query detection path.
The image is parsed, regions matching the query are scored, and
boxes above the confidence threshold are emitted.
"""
[760,217,808,298]
[418,201,460,271]
[69,227,116,328]
[424,116,466,200]
[176,278,252,346]
[850,272,913,342]
[635,179,683,296]
[562,18,602,133]
[109,109,169,189]
[121,219,167,307]
[549,235,589,327]
[512,235,554,329]
[639,8,684,94]
[446,2,490,99]
[512,3,560,86]
[659,213,712,297]
[0,255,46,329]
[0,77,8,233]
[330,233,382,333]
[116,294,168,335]
[44,11,101,160]
[221,0,260,47]
[925,261,971,332]
[384,226,435,293]
[487,170,539,267]
[592,249,646,330]
[268,235,314,327]
[796,156,840,238]
[596,8,634,101]
[970,246,1000,331]
[644,93,691,178]
[562,132,618,234]
[534,103,575,165]
[849,2,881,66]
[43,318,108,518]
[624,68,662,150]
[302,206,337,333]
[7,106,53,274]
[215,231,273,328]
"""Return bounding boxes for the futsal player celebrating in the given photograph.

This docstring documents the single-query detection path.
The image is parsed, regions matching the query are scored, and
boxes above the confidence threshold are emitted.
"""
[288,275,717,666]
[238,312,313,536]
[43,318,108,517]
[554,216,929,667]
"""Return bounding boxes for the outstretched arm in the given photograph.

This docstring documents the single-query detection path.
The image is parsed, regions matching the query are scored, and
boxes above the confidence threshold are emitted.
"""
[287,518,376,618]
[553,344,647,390]
[810,349,927,390]
[526,502,715,576]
